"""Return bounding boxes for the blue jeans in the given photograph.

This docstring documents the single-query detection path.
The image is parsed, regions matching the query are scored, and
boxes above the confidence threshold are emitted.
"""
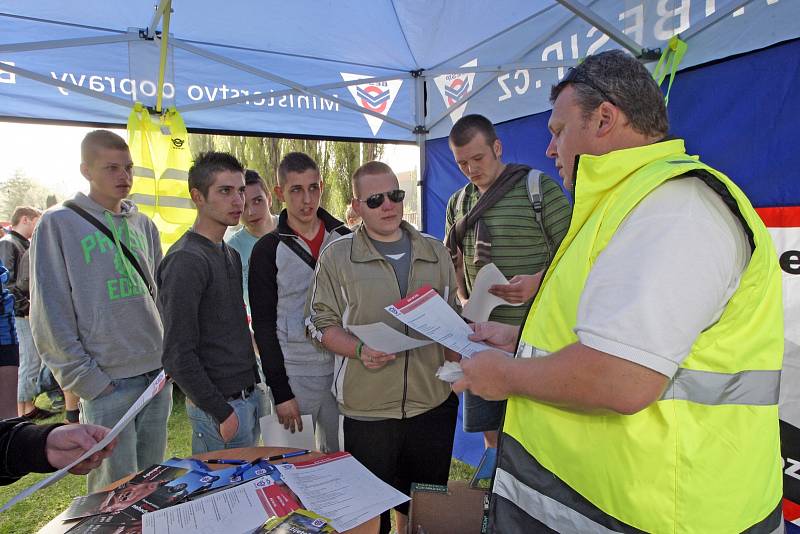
[15,317,40,402]
[186,388,264,454]
[79,370,172,493]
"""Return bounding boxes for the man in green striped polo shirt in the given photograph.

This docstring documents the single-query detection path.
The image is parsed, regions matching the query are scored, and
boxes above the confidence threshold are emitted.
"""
[445,114,572,448]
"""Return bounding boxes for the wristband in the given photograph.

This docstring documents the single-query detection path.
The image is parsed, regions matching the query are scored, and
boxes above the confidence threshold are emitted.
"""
[355,340,364,359]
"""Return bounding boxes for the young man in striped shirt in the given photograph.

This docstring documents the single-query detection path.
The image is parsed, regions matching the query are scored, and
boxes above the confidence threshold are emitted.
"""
[445,114,572,448]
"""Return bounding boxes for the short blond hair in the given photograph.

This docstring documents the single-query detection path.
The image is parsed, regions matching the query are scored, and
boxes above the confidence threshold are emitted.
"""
[81,130,129,165]
[352,161,396,197]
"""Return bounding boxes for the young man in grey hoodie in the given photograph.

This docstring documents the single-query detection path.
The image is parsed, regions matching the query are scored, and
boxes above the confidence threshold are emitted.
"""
[30,130,172,492]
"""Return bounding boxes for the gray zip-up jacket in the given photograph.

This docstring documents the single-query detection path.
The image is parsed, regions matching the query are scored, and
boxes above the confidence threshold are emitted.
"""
[306,221,457,419]
[30,193,163,400]
[249,208,350,405]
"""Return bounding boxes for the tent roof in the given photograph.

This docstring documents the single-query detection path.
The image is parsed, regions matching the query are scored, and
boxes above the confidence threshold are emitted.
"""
[1,1,798,140]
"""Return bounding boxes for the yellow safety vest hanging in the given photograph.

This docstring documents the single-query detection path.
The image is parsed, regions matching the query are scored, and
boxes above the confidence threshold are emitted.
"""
[127,103,195,251]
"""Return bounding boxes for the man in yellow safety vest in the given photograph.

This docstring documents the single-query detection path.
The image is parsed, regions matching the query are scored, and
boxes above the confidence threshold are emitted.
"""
[453,50,784,533]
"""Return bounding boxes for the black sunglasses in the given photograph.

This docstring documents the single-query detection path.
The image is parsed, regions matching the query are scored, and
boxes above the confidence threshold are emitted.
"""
[359,189,405,209]
[562,67,617,107]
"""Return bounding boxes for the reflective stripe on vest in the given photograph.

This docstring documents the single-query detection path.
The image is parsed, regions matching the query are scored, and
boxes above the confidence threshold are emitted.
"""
[133,166,156,178]
[491,435,785,534]
[129,193,195,210]
[662,368,780,405]
[515,341,550,359]
[516,340,781,406]
[160,168,188,181]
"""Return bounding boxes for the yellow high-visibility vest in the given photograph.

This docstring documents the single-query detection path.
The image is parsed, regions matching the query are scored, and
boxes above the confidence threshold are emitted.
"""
[128,104,194,251]
[494,139,783,533]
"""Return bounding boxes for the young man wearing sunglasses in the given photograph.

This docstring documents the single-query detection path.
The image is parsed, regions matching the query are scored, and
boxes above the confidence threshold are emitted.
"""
[249,152,349,453]
[444,114,572,450]
[306,161,459,534]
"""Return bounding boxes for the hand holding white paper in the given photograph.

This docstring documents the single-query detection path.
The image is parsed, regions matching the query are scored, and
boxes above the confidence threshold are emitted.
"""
[461,263,523,323]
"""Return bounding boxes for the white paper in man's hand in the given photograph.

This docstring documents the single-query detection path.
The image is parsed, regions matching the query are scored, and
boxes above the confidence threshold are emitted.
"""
[436,361,464,383]
[461,263,523,322]
[348,322,433,353]
[386,285,507,358]
[260,414,315,450]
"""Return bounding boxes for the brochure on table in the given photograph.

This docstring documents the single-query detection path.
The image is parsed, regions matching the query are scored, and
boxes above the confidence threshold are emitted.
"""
[142,452,406,534]
[277,452,409,533]
[142,476,300,534]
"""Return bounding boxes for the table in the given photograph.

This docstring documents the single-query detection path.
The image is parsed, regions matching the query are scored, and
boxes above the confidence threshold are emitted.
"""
[38,446,379,534]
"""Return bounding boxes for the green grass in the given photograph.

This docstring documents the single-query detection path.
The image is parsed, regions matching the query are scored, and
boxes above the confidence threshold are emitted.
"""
[0,390,477,534]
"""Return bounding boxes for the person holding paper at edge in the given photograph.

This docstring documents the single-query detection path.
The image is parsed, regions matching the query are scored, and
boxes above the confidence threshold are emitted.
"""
[453,51,783,533]
[444,114,571,450]
[306,161,460,534]
[249,152,350,452]
[0,418,115,486]
[30,130,172,492]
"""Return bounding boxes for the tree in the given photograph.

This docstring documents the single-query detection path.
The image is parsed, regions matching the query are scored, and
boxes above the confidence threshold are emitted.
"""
[0,170,51,220]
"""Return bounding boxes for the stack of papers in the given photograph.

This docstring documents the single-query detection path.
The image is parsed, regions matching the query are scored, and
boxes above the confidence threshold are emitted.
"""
[385,284,513,383]
[62,458,283,533]
[435,361,465,383]
[277,452,409,532]
[142,476,300,534]
[141,452,407,534]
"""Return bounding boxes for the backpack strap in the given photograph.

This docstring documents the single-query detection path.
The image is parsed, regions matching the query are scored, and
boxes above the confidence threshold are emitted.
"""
[526,169,554,263]
[63,201,155,300]
[456,185,469,217]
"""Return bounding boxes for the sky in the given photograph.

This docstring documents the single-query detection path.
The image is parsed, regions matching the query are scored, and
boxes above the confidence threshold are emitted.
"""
[0,121,420,200]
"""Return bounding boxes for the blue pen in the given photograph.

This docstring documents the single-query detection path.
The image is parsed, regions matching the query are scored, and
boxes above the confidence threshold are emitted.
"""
[205,459,247,465]
[266,449,310,461]
[228,457,266,481]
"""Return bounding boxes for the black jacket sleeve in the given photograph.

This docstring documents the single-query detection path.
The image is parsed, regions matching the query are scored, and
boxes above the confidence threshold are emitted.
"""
[0,418,61,485]
[249,234,294,405]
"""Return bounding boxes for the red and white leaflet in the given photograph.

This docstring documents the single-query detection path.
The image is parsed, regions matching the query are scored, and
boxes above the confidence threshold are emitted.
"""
[276,452,408,532]
[385,285,505,358]
[142,476,299,534]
